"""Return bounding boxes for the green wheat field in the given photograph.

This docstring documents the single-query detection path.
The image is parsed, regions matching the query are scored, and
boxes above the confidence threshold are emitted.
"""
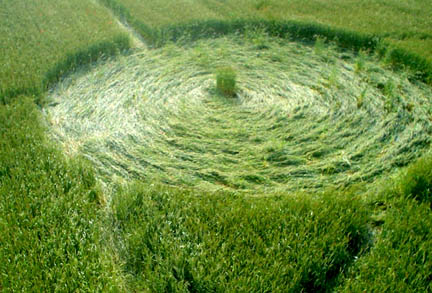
[1,0,432,291]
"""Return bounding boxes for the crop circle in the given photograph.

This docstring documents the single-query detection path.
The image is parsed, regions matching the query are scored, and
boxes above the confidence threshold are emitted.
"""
[46,35,432,193]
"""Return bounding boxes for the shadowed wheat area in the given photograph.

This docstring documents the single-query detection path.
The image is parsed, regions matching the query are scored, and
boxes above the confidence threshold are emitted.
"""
[46,35,432,193]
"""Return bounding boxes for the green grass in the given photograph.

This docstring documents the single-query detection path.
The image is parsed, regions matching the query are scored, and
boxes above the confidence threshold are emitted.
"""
[340,198,432,291]
[0,99,126,291]
[102,0,432,82]
[111,183,370,292]
[216,66,237,97]
[397,154,432,205]
[2,0,432,291]
[0,0,130,104]
[335,153,432,291]
[106,0,432,44]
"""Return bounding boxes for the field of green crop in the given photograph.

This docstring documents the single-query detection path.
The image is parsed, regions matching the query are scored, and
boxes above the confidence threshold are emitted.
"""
[0,0,130,104]
[1,0,432,292]
[103,0,432,61]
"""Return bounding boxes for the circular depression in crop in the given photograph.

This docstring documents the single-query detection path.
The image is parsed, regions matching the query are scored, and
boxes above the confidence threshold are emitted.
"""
[46,36,432,193]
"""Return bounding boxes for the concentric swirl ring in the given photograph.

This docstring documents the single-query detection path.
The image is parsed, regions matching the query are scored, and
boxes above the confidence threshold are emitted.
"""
[47,35,432,193]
